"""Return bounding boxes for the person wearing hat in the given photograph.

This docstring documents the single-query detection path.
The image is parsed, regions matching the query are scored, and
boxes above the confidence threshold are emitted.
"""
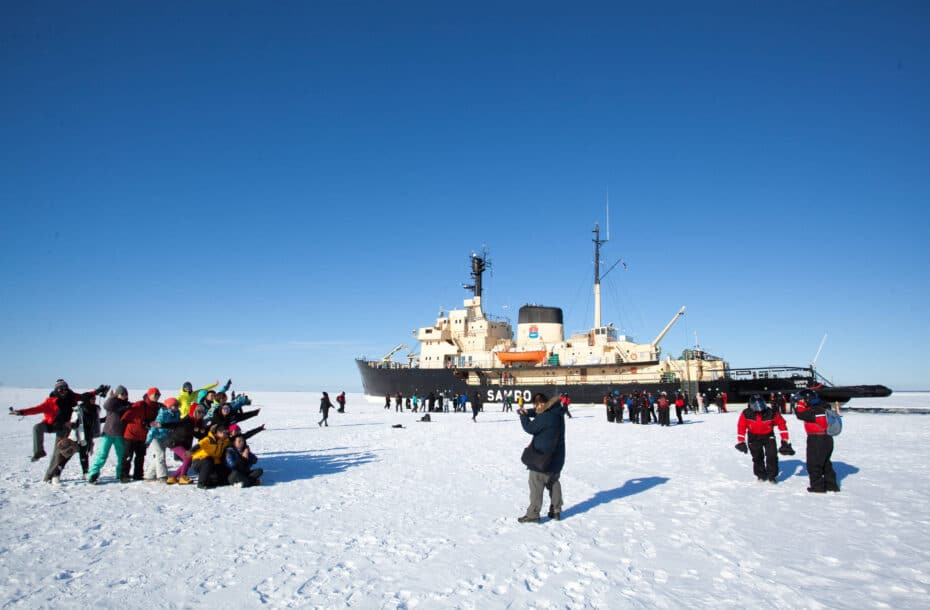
[87,385,131,484]
[157,402,210,485]
[176,379,223,419]
[794,389,839,493]
[9,379,106,462]
[120,388,162,481]
[517,393,567,523]
[144,396,180,482]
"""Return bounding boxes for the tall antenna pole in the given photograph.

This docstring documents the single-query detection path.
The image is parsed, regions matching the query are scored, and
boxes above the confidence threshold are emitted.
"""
[593,224,607,328]
[606,187,610,241]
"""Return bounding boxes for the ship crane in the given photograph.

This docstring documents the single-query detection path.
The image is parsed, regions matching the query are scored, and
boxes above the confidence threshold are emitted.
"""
[381,343,410,364]
[651,306,686,348]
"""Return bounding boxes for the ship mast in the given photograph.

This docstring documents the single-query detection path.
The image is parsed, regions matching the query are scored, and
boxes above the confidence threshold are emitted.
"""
[463,252,487,315]
[593,223,607,328]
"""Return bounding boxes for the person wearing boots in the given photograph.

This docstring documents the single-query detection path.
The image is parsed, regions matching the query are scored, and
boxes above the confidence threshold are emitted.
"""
[517,393,567,523]
[735,394,794,483]
[794,389,839,493]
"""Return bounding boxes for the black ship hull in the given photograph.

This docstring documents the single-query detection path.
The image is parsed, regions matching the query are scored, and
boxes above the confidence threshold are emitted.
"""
[355,359,890,404]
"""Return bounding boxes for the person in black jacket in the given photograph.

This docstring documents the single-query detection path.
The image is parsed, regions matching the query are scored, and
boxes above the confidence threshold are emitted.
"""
[517,393,567,523]
[225,435,263,487]
[207,402,261,431]
[471,392,482,422]
[318,392,334,427]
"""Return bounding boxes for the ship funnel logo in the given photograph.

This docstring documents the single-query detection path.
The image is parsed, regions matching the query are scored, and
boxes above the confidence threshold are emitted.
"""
[529,325,539,339]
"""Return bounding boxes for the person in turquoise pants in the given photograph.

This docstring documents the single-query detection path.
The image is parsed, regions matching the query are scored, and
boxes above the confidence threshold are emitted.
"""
[88,385,131,484]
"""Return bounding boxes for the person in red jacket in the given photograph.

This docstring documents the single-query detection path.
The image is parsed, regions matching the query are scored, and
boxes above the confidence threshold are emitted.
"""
[656,392,671,426]
[794,389,839,493]
[9,379,105,462]
[735,394,795,483]
[559,393,573,419]
[120,387,162,481]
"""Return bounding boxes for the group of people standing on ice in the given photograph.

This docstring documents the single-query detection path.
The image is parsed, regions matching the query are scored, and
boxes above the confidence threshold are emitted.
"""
[382,390,482,418]
[10,379,265,489]
[604,390,690,425]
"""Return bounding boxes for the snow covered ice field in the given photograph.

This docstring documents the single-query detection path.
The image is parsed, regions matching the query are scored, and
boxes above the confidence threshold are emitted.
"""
[1,388,929,609]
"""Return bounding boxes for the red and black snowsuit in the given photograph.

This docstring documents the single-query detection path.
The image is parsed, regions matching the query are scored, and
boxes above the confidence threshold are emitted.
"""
[737,407,790,481]
[795,401,838,492]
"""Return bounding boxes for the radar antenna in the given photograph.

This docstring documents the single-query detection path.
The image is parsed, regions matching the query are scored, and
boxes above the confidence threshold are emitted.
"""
[462,246,491,300]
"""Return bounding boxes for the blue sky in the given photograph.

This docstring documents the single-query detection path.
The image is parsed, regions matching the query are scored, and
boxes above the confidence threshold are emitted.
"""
[2,2,928,393]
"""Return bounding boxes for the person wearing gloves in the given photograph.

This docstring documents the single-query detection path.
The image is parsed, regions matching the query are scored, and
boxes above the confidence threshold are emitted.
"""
[794,389,840,493]
[10,379,107,462]
[735,394,794,483]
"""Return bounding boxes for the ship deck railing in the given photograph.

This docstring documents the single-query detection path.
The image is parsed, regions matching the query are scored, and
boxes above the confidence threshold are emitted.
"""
[725,366,812,381]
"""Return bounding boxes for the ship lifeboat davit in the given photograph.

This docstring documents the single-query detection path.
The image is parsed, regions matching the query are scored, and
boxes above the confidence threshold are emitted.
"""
[495,350,548,364]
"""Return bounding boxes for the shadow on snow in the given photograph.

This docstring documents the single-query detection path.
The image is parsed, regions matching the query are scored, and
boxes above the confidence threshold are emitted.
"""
[259,449,378,485]
[563,476,670,520]
[777,459,860,484]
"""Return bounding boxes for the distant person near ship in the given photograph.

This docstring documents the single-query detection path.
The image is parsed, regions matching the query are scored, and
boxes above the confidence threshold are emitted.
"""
[336,391,346,413]
[471,392,483,422]
[560,393,573,418]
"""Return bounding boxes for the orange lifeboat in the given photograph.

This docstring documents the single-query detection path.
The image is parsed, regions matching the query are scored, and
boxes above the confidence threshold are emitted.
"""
[495,350,548,364]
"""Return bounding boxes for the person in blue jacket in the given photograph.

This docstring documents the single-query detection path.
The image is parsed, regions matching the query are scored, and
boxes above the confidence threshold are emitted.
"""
[517,392,567,523]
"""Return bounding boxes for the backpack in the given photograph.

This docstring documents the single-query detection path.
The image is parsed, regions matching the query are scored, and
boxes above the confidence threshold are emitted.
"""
[824,408,843,436]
